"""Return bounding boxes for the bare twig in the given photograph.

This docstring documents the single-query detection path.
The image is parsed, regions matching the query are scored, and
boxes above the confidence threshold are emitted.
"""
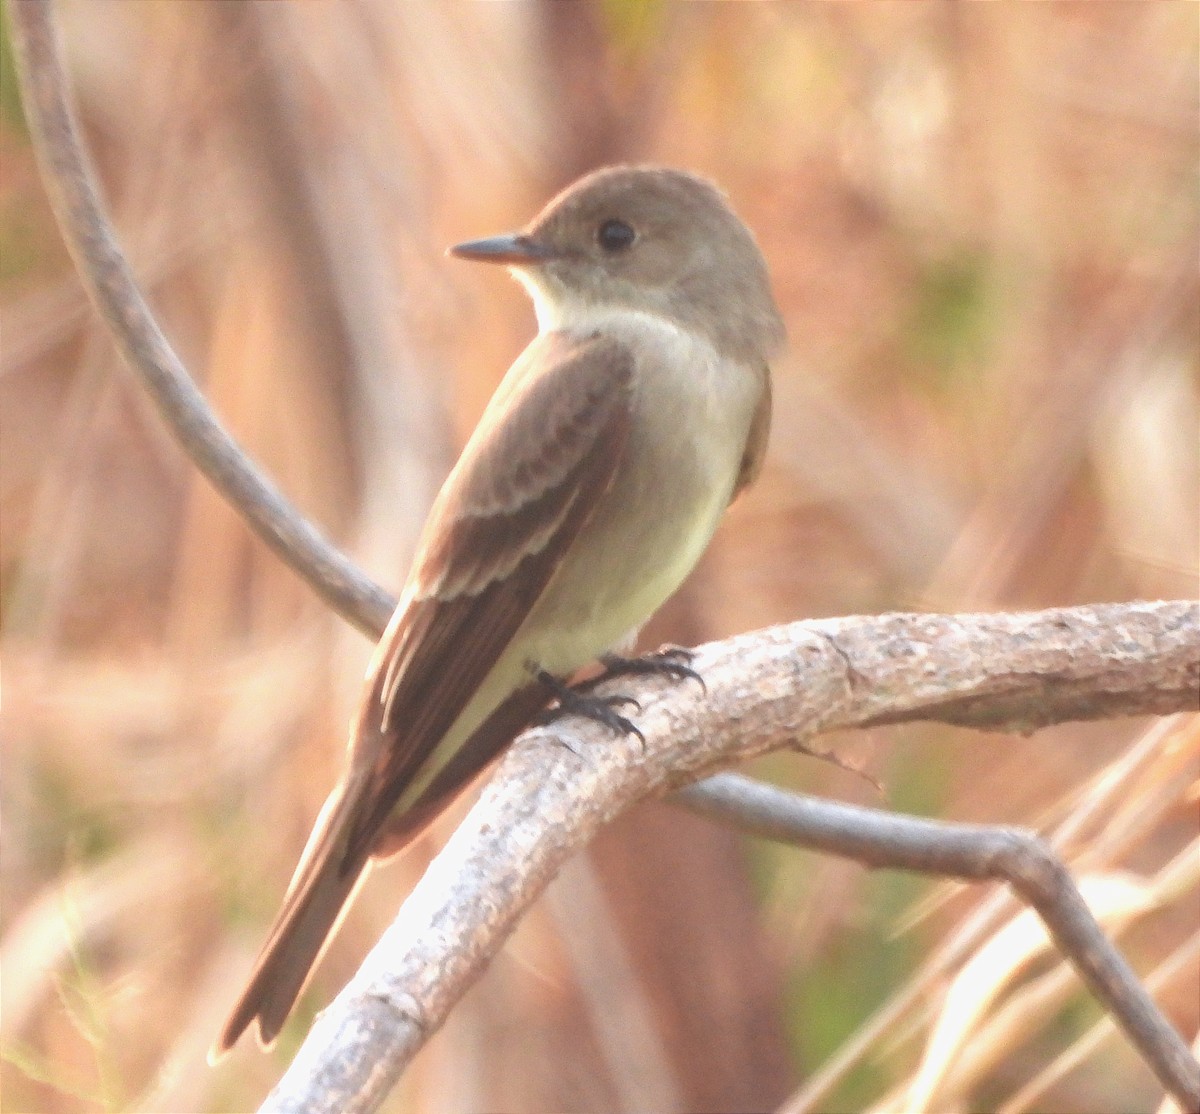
[261,602,1200,1114]
[10,3,1199,1111]
[680,772,1200,1114]
[776,714,1193,1113]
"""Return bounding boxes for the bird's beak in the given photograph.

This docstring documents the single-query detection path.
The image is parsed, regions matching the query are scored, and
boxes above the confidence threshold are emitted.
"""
[448,233,557,265]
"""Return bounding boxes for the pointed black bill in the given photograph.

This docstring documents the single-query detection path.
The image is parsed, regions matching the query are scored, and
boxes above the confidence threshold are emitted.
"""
[448,233,556,265]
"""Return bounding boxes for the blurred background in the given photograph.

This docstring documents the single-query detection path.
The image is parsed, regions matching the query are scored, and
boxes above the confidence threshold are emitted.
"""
[2,2,1197,1111]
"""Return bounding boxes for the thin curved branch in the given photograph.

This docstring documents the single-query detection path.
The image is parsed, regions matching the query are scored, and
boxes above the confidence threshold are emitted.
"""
[9,0,393,637]
[679,773,1199,1113]
[262,602,1200,1114]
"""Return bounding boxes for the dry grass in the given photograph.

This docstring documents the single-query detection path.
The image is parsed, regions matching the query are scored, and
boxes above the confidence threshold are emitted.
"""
[2,3,1196,1111]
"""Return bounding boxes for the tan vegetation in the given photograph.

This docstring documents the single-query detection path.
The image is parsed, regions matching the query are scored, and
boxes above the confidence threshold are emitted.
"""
[2,3,1196,1111]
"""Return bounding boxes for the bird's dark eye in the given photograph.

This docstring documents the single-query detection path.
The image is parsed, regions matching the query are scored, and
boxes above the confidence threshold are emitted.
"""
[597,219,636,253]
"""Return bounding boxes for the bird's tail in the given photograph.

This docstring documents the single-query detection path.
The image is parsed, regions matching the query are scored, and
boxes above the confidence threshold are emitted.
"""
[209,775,370,1061]
[210,680,553,1059]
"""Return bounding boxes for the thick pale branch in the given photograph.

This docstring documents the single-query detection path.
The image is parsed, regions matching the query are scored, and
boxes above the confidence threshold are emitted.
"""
[263,602,1200,1114]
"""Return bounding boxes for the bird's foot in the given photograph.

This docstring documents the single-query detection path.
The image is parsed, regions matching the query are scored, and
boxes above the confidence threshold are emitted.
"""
[535,670,644,742]
[596,645,706,694]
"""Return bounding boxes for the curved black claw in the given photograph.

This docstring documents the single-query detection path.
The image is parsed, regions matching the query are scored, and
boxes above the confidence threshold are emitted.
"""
[536,670,645,742]
[598,646,707,694]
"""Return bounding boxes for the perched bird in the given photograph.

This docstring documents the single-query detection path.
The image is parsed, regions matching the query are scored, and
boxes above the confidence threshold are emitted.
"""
[213,165,784,1056]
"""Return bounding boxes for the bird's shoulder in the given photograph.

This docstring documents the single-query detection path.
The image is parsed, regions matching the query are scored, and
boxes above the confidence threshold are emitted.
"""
[409,329,635,599]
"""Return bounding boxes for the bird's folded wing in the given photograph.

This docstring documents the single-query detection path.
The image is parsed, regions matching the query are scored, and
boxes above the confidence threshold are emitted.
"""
[342,330,635,863]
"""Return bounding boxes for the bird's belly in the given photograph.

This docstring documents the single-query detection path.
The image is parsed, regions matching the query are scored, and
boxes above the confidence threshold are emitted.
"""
[521,439,734,675]
[499,312,761,680]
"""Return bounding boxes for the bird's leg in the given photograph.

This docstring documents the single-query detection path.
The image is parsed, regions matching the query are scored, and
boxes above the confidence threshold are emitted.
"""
[595,645,707,693]
[535,670,644,742]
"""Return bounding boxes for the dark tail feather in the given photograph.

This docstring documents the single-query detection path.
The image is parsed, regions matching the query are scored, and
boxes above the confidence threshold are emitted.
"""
[209,779,369,1061]
[211,682,552,1059]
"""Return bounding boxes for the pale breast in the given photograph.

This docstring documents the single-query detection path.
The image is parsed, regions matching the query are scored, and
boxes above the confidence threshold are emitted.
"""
[523,310,762,673]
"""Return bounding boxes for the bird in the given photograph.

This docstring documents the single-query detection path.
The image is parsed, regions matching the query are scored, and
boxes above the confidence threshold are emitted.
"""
[212,165,785,1057]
